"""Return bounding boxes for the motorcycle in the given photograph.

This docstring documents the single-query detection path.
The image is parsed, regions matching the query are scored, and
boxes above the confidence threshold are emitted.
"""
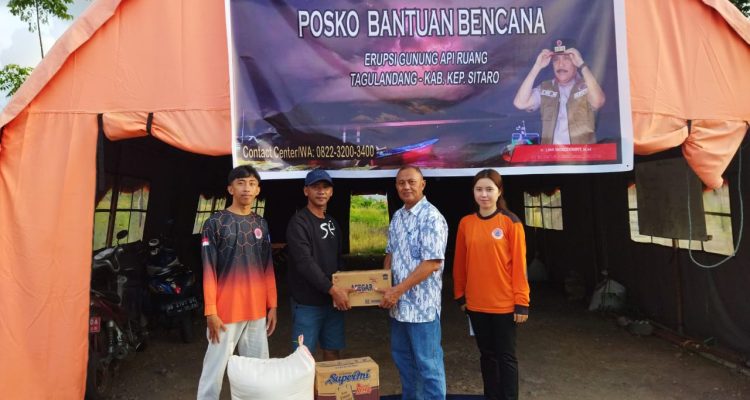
[86,230,148,400]
[145,237,200,343]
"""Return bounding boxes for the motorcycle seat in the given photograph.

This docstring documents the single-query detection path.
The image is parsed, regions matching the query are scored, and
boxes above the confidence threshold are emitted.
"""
[93,247,115,261]
[93,259,114,271]
[92,289,121,304]
[147,264,177,277]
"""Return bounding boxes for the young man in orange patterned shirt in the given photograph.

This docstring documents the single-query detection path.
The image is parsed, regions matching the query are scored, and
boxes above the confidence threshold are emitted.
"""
[197,165,277,400]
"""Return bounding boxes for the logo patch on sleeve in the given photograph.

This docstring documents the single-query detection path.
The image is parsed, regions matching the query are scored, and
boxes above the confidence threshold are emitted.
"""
[201,237,210,247]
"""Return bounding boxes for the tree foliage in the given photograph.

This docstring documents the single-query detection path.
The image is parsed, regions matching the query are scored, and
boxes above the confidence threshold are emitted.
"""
[0,64,34,97]
[730,0,750,16]
[7,0,74,30]
[7,0,75,58]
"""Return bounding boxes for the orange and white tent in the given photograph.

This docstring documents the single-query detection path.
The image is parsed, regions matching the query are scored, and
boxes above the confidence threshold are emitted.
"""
[0,0,748,397]
[628,0,750,188]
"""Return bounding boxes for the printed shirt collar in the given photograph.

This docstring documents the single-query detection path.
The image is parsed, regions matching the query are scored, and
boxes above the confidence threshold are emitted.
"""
[403,196,429,215]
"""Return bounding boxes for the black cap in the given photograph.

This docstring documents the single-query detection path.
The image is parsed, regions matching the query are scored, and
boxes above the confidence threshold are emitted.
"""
[305,169,333,186]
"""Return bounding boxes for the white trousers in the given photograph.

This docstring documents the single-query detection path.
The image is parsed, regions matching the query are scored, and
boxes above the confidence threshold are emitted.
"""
[196,318,268,400]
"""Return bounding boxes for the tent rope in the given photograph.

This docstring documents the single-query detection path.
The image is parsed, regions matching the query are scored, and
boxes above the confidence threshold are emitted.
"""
[687,142,744,269]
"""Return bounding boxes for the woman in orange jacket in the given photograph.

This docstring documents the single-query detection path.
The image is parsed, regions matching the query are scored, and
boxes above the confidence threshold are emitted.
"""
[453,169,530,400]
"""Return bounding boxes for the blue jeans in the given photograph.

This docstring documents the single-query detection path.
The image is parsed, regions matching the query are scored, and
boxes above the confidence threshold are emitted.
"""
[390,317,446,400]
[290,299,345,352]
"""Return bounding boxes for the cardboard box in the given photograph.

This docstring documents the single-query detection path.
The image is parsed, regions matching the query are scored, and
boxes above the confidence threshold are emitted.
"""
[315,357,379,400]
[332,269,391,307]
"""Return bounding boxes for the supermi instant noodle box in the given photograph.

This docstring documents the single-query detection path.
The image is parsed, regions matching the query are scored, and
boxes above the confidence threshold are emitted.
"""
[315,357,379,400]
[331,269,392,307]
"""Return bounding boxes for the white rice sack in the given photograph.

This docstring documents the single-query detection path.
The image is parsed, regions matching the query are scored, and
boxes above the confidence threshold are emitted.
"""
[228,338,315,400]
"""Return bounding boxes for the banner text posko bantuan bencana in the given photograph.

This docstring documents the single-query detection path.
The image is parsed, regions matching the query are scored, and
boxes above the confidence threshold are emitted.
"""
[226,0,633,179]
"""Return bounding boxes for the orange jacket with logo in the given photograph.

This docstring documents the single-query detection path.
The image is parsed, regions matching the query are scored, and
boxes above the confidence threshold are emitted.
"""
[453,210,530,314]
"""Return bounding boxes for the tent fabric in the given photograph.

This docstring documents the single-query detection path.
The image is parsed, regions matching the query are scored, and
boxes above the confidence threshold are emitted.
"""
[102,110,230,153]
[0,0,120,132]
[704,0,750,43]
[0,111,98,398]
[0,0,749,398]
[0,0,229,398]
[626,0,750,188]
[0,0,231,153]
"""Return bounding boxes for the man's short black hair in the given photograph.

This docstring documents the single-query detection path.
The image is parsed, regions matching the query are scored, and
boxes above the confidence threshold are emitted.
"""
[227,165,261,185]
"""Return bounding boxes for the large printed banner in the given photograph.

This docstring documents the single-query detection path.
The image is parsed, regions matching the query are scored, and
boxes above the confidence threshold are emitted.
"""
[227,0,633,178]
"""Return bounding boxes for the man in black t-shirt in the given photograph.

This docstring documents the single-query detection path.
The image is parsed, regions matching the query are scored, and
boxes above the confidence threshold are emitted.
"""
[286,169,351,361]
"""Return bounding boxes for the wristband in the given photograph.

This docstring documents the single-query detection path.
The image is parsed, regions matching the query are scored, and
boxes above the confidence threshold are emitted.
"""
[579,62,587,70]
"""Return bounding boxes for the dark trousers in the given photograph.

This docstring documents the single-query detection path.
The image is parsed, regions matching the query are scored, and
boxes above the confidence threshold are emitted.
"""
[467,311,518,400]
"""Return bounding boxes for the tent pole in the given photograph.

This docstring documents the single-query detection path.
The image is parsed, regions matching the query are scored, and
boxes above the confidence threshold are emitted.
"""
[672,239,684,334]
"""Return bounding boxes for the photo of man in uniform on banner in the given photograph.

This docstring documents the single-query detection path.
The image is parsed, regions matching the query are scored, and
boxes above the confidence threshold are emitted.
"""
[513,38,606,145]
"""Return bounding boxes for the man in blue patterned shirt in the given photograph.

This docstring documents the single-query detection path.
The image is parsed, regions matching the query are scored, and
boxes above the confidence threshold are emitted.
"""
[379,165,449,399]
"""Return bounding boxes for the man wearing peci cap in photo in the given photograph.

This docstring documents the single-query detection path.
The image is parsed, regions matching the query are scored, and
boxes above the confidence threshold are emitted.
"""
[285,168,352,360]
[513,38,606,145]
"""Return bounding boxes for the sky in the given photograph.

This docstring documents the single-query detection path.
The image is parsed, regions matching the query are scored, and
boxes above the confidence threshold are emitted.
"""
[0,0,90,110]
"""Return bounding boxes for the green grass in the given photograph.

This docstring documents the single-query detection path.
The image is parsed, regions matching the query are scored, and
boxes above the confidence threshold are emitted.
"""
[350,195,389,254]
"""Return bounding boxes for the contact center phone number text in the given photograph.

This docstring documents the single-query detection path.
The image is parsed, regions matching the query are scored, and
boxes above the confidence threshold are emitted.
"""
[315,145,376,158]
[242,144,377,159]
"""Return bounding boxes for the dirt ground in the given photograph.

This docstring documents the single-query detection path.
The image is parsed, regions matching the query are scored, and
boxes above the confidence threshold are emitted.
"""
[104,282,750,400]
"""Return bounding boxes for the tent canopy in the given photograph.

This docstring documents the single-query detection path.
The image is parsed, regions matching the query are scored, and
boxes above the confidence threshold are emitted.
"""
[627,0,750,188]
[0,1,228,398]
[0,0,748,398]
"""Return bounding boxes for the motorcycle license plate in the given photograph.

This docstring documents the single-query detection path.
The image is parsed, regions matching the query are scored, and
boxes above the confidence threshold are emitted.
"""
[165,297,199,316]
[89,316,101,333]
